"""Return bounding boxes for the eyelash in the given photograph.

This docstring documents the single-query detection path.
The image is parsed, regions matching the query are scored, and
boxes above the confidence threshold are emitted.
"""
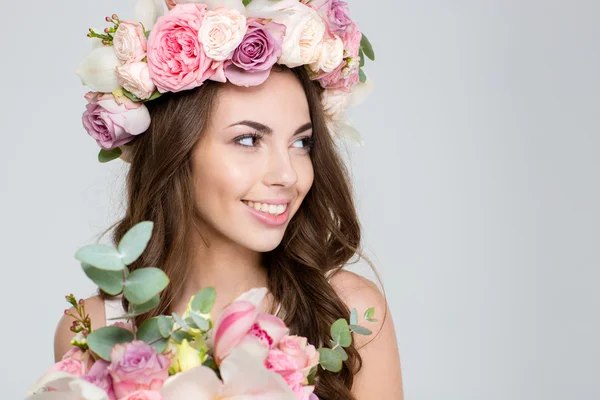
[234,132,315,151]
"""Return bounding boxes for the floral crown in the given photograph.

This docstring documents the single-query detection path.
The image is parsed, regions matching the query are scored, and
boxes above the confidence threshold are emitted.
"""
[77,0,375,163]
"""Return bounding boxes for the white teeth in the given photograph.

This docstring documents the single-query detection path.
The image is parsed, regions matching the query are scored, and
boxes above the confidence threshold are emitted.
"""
[243,201,288,216]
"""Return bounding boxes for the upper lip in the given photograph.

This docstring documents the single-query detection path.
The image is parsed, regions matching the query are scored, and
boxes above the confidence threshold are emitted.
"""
[243,198,293,205]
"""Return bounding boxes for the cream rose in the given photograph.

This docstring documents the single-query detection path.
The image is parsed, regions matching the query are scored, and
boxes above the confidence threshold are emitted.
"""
[274,3,326,68]
[113,21,148,63]
[198,8,247,61]
[310,34,344,73]
[117,62,156,100]
[321,88,350,120]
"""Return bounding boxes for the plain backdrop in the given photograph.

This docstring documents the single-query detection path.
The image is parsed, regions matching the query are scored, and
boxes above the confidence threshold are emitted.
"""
[1,0,598,398]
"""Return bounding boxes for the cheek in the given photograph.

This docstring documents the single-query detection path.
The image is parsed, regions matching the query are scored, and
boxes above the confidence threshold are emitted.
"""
[295,157,315,197]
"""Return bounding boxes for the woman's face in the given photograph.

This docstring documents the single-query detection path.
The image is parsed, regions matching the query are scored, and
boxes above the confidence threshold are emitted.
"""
[191,70,315,252]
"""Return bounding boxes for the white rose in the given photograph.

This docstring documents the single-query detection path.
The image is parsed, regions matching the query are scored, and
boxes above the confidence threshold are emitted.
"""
[321,88,350,120]
[113,21,147,63]
[116,62,156,100]
[310,34,344,73]
[274,3,326,68]
[198,8,247,61]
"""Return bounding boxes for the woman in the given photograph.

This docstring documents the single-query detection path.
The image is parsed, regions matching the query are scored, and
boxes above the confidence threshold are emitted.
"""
[55,1,403,398]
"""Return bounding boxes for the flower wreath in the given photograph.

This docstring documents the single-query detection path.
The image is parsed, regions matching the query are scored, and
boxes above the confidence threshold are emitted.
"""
[77,0,375,163]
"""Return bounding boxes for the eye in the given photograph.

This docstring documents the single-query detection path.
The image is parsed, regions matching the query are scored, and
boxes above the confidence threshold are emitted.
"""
[291,137,315,151]
[234,133,262,147]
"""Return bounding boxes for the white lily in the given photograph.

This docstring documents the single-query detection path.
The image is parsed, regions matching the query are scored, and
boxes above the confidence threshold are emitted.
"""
[26,371,109,400]
[133,0,166,31]
[348,79,375,108]
[76,46,121,93]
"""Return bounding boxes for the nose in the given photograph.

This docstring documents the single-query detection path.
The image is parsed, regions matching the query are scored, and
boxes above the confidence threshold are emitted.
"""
[262,146,298,188]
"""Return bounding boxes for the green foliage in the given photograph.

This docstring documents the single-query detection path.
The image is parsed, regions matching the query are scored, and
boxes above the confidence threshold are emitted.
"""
[81,263,125,295]
[118,221,154,265]
[158,316,174,338]
[331,318,352,347]
[350,308,358,325]
[137,317,168,353]
[123,268,169,305]
[359,68,367,83]
[318,348,343,372]
[87,326,134,361]
[349,324,372,335]
[360,33,375,61]
[191,287,216,314]
[98,148,122,163]
[75,244,125,271]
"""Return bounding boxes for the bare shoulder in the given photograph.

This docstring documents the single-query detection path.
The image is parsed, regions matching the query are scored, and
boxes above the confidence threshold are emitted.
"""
[329,270,404,399]
[53,294,106,362]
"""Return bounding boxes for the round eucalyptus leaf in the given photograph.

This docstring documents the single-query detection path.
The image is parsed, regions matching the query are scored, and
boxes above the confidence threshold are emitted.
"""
[349,308,358,326]
[349,324,372,336]
[189,311,210,331]
[82,263,124,295]
[172,312,189,332]
[138,317,168,353]
[75,244,125,271]
[158,316,174,338]
[123,268,169,305]
[118,221,154,265]
[331,318,352,347]
[87,326,134,361]
[191,287,216,314]
[333,345,348,361]
[317,348,342,372]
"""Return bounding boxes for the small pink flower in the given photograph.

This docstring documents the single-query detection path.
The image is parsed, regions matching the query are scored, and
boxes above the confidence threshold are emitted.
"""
[82,93,151,150]
[113,21,148,63]
[48,348,88,377]
[121,389,164,400]
[107,340,170,399]
[147,3,219,93]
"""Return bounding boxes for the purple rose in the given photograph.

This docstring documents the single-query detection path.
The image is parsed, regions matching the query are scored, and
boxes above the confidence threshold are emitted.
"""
[82,92,151,151]
[82,360,117,400]
[225,20,286,87]
[308,0,353,35]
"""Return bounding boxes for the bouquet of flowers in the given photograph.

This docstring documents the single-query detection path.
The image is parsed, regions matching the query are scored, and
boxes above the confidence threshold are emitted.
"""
[26,222,377,399]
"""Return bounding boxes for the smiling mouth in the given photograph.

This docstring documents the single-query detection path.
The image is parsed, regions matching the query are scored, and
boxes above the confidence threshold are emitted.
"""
[242,200,289,216]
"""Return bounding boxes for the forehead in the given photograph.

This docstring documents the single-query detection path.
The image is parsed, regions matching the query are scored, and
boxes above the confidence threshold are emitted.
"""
[211,70,311,130]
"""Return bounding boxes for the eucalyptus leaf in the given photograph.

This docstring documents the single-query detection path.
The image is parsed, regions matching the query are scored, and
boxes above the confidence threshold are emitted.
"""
[358,48,365,67]
[118,221,154,265]
[123,268,169,305]
[331,318,352,347]
[75,244,125,271]
[317,348,342,372]
[113,294,160,319]
[172,312,189,332]
[350,308,358,325]
[367,318,379,323]
[349,324,372,336]
[81,263,124,295]
[307,365,318,385]
[191,287,216,314]
[242,0,252,5]
[359,68,367,83]
[138,317,168,353]
[171,330,194,343]
[189,311,210,331]
[360,33,375,61]
[87,326,134,361]
[333,345,348,361]
[99,148,122,163]
[158,316,174,338]
[184,316,198,330]
[364,307,375,320]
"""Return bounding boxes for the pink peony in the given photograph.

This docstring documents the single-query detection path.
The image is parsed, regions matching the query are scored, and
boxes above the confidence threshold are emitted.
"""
[107,340,170,399]
[82,360,116,400]
[225,20,286,86]
[82,92,151,150]
[48,348,88,377]
[121,389,164,400]
[147,3,220,93]
[113,21,148,63]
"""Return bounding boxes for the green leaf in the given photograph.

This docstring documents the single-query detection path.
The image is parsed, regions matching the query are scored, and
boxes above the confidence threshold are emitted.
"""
[349,324,372,336]
[146,90,162,102]
[87,326,134,361]
[111,294,160,320]
[158,316,174,338]
[307,365,318,384]
[137,317,168,353]
[123,268,169,305]
[189,311,210,331]
[118,221,154,265]
[350,308,358,325]
[170,330,194,343]
[364,307,375,320]
[318,348,342,372]
[99,148,122,163]
[81,263,124,295]
[333,345,348,361]
[242,0,252,6]
[191,287,216,314]
[367,318,379,323]
[121,88,143,103]
[359,68,367,83]
[360,33,375,61]
[172,312,189,332]
[358,48,365,68]
[75,244,125,271]
[331,318,352,347]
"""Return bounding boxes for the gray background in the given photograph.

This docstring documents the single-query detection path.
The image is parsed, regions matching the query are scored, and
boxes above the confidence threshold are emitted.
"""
[1,0,598,398]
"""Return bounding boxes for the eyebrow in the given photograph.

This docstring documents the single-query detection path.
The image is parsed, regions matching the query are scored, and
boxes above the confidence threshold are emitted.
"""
[227,120,313,136]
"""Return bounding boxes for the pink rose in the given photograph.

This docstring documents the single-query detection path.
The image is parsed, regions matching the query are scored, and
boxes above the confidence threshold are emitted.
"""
[212,298,288,365]
[147,4,219,93]
[117,62,156,100]
[341,23,361,59]
[225,20,286,86]
[82,360,116,400]
[314,56,359,92]
[121,390,163,400]
[278,335,319,376]
[113,21,148,63]
[107,340,170,399]
[308,0,353,35]
[82,92,151,150]
[48,348,88,377]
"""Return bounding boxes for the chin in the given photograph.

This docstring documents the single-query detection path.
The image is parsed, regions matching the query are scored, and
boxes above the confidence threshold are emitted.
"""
[238,232,286,253]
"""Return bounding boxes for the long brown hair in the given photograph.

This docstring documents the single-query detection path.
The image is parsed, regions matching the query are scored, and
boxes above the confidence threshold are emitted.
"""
[100,66,381,399]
